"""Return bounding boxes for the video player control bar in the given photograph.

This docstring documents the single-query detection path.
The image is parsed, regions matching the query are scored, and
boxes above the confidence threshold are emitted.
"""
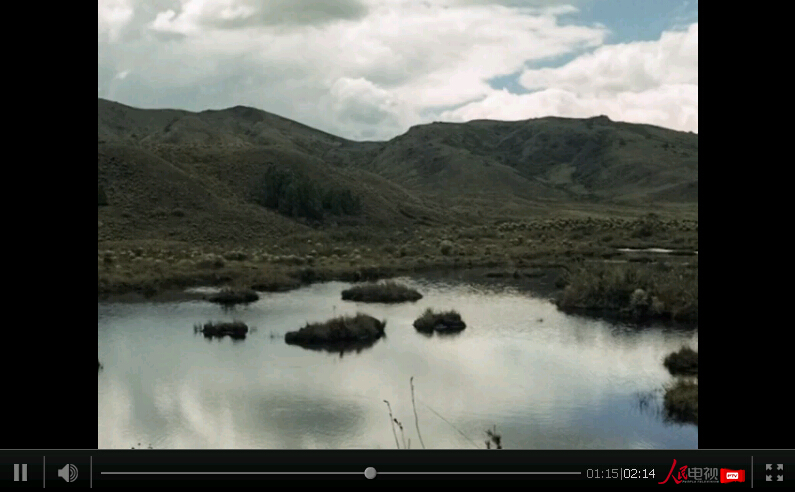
[3,450,792,486]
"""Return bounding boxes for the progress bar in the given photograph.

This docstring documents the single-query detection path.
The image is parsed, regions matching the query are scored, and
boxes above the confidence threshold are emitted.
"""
[102,470,581,476]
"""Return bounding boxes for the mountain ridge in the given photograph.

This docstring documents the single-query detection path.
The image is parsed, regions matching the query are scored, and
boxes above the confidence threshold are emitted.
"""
[98,98,697,245]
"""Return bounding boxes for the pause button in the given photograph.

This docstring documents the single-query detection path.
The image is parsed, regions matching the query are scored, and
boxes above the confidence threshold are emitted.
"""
[14,464,27,481]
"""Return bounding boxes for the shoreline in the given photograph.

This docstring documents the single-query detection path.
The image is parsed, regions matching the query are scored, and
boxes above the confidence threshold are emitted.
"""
[98,258,697,326]
[98,218,697,323]
[98,260,567,303]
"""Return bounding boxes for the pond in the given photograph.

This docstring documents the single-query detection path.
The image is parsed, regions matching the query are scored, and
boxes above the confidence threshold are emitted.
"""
[617,248,698,255]
[98,277,698,449]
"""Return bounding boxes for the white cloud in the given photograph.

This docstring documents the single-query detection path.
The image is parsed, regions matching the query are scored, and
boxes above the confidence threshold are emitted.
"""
[98,1,697,139]
[441,84,698,133]
[98,0,135,42]
[519,23,697,94]
[443,23,698,133]
[322,77,413,140]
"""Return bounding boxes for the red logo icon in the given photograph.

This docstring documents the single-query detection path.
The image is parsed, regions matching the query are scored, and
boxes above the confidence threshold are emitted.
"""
[720,469,745,483]
[659,459,689,484]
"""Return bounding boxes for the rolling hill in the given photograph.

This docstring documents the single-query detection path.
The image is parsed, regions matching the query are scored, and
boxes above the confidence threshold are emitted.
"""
[98,98,697,245]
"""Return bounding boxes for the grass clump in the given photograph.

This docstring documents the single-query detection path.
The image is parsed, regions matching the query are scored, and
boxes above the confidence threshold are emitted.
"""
[556,263,697,322]
[194,321,249,339]
[197,255,225,269]
[663,346,698,376]
[413,308,466,333]
[207,287,259,305]
[663,378,698,425]
[223,251,248,261]
[285,313,386,346]
[341,281,422,303]
[250,275,302,292]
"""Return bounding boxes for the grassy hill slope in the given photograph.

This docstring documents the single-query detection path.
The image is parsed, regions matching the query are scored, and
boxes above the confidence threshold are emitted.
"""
[98,98,697,246]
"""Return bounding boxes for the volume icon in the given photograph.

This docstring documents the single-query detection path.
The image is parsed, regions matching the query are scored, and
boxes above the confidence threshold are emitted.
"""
[58,464,78,482]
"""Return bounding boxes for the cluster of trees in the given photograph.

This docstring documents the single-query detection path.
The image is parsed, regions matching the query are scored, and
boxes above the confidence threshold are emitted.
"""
[253,167,362,221]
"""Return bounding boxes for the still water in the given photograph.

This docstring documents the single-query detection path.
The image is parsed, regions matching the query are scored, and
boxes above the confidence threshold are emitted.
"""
[98,278,698,449]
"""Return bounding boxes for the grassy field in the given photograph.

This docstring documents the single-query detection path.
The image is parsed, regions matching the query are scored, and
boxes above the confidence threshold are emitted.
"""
[98,215,697,323]
[98,101,697,319]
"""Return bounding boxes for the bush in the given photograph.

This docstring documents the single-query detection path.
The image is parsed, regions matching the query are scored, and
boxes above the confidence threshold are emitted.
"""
[413,308,466,333]
[285,313,386,345]
[556,263,697,321]
[207,288,259,305]
[197,255,225,269]
[663,347,698,376]
[223,251,248,262]
[341,281,422,303]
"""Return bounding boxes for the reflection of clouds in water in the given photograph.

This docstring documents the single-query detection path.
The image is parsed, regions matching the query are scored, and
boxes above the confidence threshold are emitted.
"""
[98,377,135,448]
[99,280,697,449]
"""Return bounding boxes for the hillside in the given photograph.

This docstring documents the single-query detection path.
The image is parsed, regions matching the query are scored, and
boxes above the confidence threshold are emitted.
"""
[98,98,697,246]
[358,116,698,203]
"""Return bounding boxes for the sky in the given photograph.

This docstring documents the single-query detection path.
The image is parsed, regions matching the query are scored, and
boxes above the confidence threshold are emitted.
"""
[98,0,698,141]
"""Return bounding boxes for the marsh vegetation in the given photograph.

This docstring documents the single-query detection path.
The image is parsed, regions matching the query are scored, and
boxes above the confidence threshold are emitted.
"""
[663,379,698,425]
[413,308,467,333]
[284,313,386,346]
[341,281,423,303]
[663,346,698,376]
[194,321,249,339]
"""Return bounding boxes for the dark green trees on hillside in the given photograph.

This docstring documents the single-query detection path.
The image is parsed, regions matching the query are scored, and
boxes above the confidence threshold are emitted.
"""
[322,188,361,215]
[253,167,362,221]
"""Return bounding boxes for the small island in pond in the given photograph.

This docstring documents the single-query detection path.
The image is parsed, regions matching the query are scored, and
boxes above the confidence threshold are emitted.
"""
[195,321,249,339]
[341,281,422,303]
[413,308,467,333]
[285,313,386,347]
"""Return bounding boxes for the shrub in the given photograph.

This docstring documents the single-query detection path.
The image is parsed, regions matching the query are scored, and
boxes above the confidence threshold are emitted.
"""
[556,263,697,322]
[413,308,466,333]
[223,251,248,262]
[194,321,249,339]
[197,255,225,269]
[663,347,698,376]
[285,313,386,345]
[341,281,422,303]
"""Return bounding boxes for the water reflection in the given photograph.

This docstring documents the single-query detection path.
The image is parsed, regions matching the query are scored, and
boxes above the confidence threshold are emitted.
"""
[99,279,698,449]
[288,337,386,357]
